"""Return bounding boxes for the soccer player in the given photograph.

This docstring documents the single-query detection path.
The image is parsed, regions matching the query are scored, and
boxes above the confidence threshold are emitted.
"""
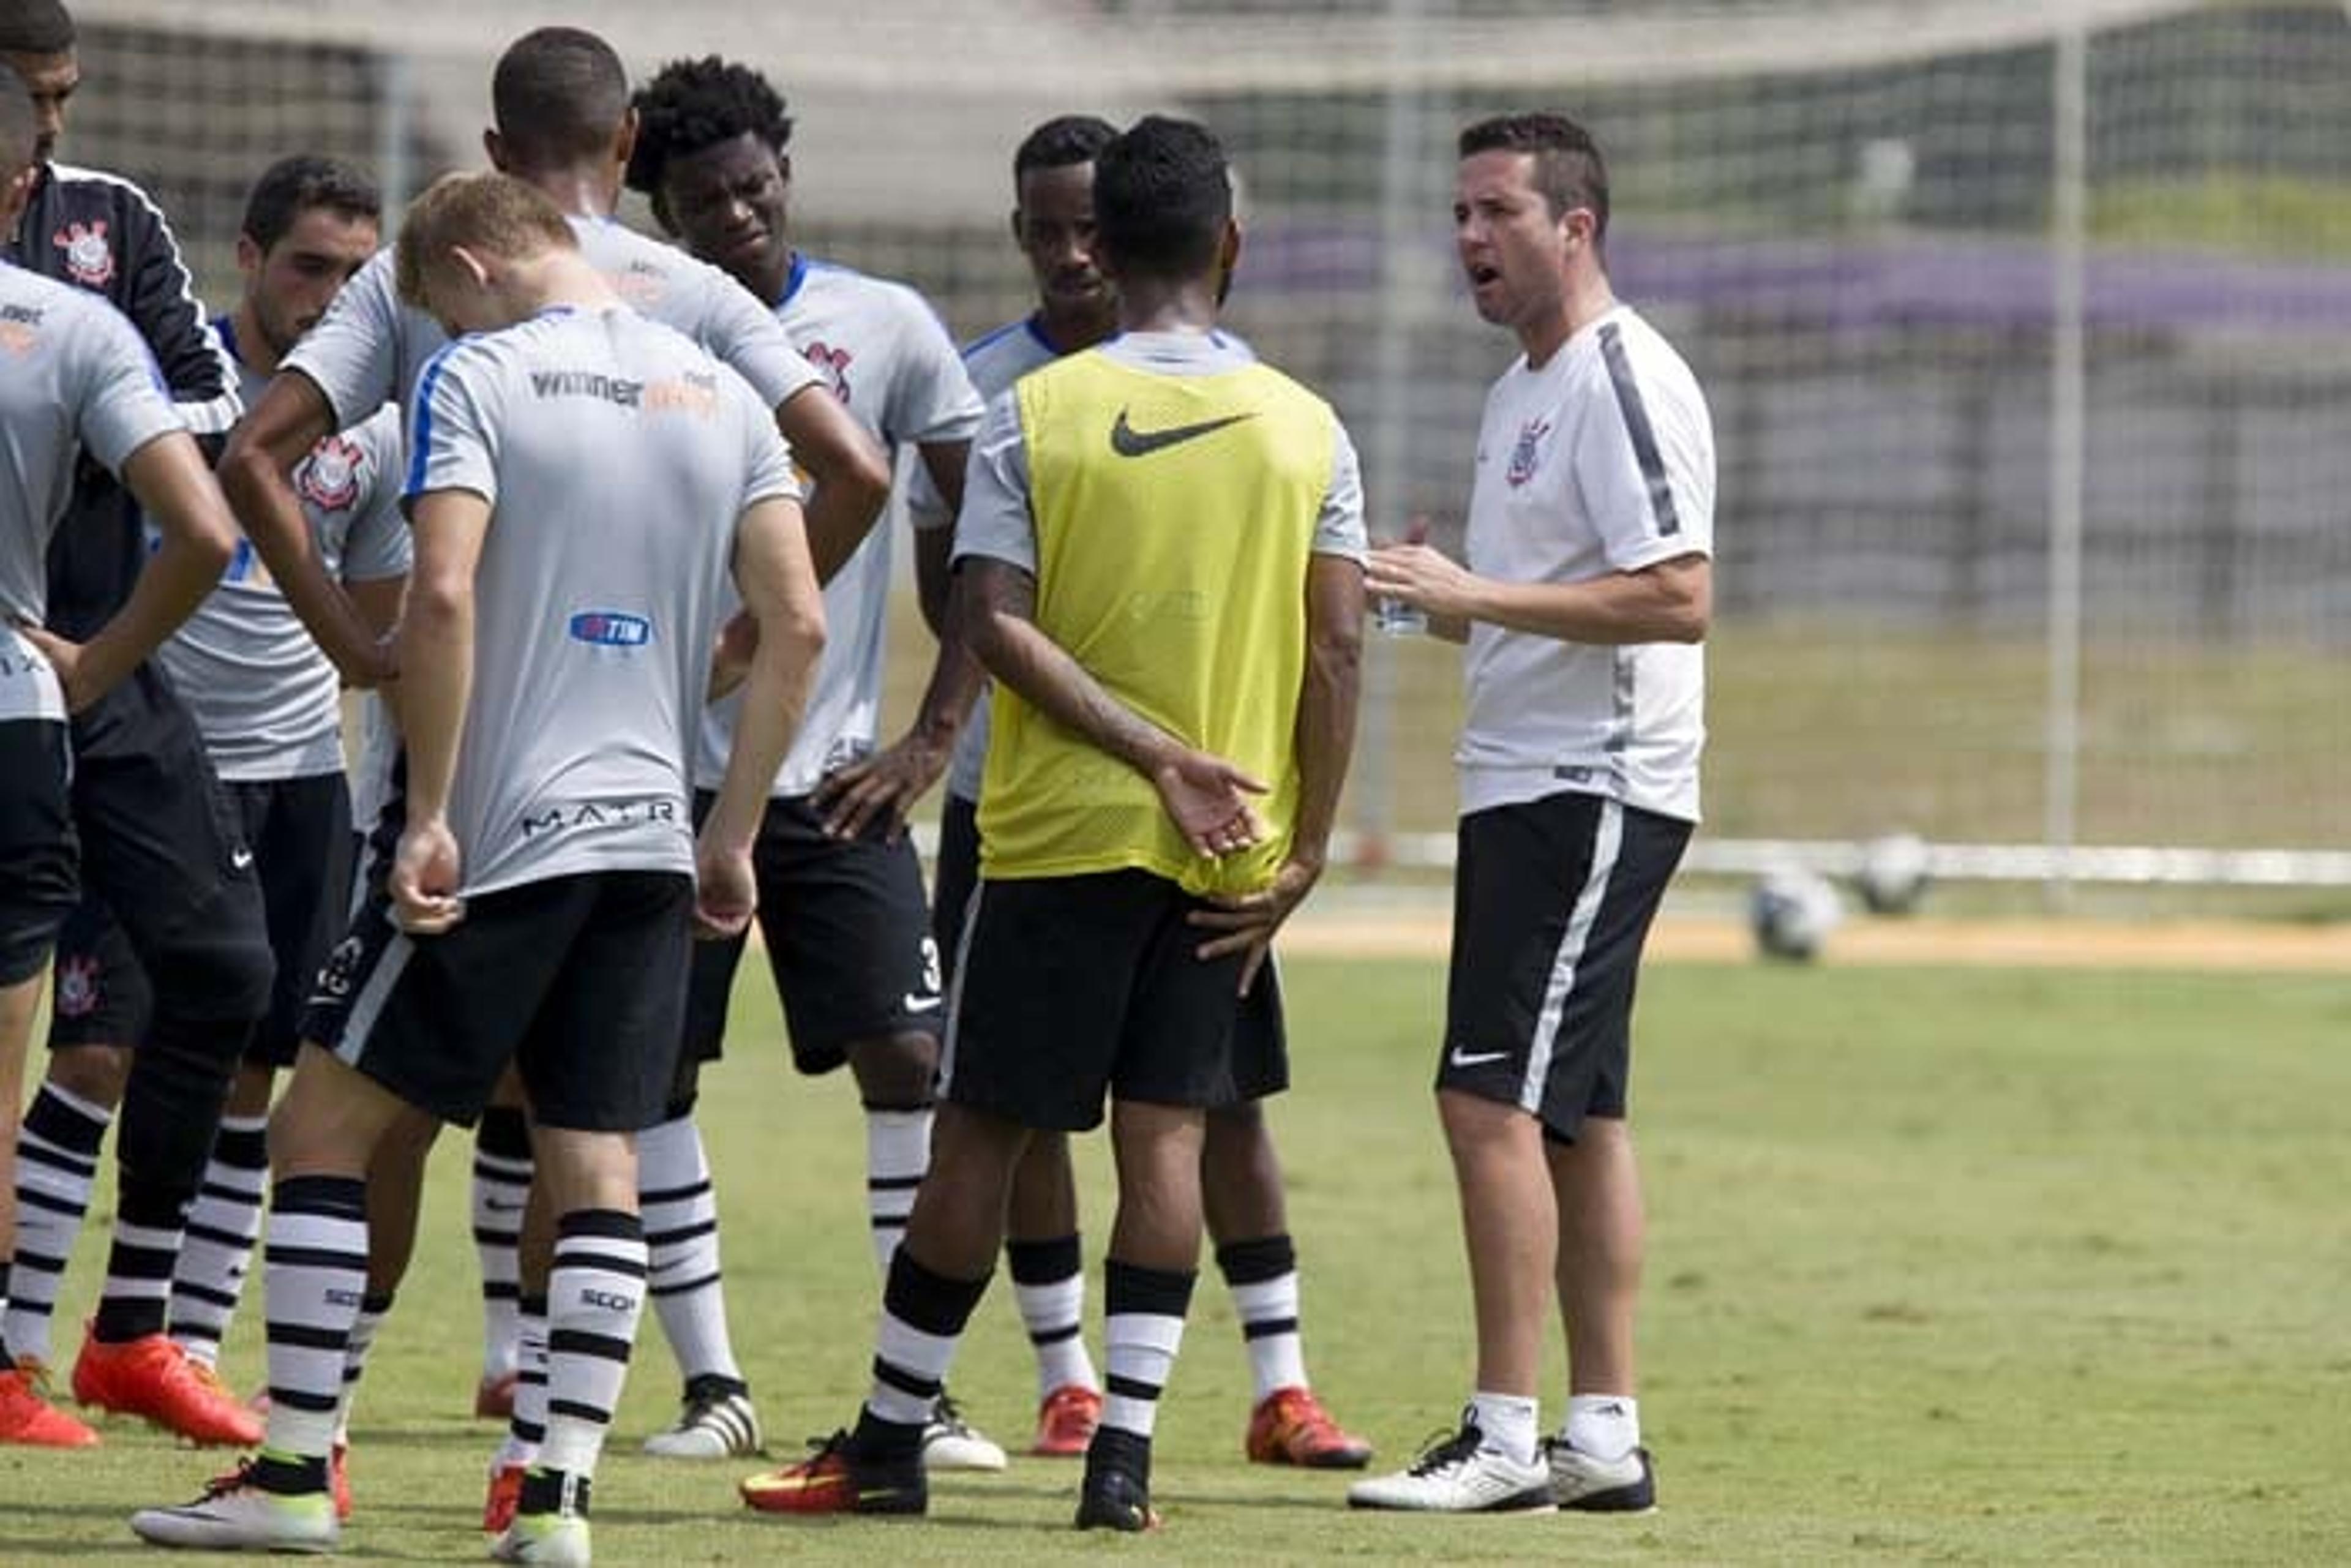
[623,54,992,1466]
[212,24,891,1464]
[0,66,243,1450]
[129,169,827,1560]
[1346,113,1713,1516]
[741,114,1365,1532]
[1,0,282,1450]
[6,159,400,1438]
[918,113,1371,1469]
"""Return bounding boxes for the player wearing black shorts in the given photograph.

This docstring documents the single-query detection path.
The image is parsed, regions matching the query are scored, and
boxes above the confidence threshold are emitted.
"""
[916,113,1373,1472]
[1,1,279,1451]
[0,66,243,1450]
[10,160,396,1433]
[742,117,1366,1533]
[1348,113,1713,1518]
[130,171,826,1559]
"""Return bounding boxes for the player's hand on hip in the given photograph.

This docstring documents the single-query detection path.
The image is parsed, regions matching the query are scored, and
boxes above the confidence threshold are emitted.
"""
[390,819,466,935]
[1366,542,1474,618]
[813,732,947,842]
[692,843,757,940]
[11,623,94,712]
[1151,748,1270,860]
[1190,857,1322,994]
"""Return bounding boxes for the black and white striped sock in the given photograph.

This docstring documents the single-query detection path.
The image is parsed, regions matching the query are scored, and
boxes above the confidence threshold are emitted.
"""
[1008,1234,1098,1402]
[539,1209,646,1481]
[860,1248,989,1444]
[169,1114,269,1368]
[500,1292,549,1466]
[864,1107,931,1275]
[640,1114,742,1388]
[471,1108,532,1381]
[3,1084,110,1364]
[1101,1259,1195,1444]
[260,1174,369,1465]
[335,1289,394,1442]
[1217,1233,1308,1401]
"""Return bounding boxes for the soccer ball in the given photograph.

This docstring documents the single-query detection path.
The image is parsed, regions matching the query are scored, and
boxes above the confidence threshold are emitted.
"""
[1853,831,1931,916]
[1749,869,1843,962]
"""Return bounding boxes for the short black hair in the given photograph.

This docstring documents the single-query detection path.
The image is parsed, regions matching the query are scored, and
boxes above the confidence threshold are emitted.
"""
[624,54,791,198]
[0,0,74,56]
[0,66,35,173]
[1458,112,1610,241]
[241,155,380,253]
[491,26,631,172]
[1092,114,1230,284]
[1013,114,1116,184]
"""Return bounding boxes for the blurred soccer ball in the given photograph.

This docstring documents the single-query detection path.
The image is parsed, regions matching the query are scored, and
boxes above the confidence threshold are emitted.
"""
[1853,831,1931,915]
[1749,869,1843,962]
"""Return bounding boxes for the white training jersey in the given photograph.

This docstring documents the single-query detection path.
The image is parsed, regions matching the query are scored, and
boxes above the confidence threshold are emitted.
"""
[285,216,822,432]
[1458,304,1714,823]
[913,315,1060,805]
[0,259,184,723]
[156,319,407,781]
[404,304,800,896]
[695,254,984,797]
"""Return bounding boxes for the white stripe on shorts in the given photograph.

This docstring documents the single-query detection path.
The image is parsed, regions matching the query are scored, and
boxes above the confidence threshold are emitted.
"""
[937,882,984,1099]
[1518,798,1624,1116]
[335,929,414,1068]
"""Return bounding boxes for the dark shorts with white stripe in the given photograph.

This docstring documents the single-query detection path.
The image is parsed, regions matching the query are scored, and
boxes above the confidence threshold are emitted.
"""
[303,868,693,1133]
[943,868,1287,1133]
[1436,791,1690,1142]
[676,789,943,1089]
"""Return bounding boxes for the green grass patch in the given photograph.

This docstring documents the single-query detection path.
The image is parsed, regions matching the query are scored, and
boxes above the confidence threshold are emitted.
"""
[7,957,2349,1561]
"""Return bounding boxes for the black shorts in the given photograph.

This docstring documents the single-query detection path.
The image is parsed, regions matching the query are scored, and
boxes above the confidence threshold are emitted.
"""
[63,664,271,1024]
[49,773,352,1065]
[680,792,942,1078]
[0,719,78,987]
[315,869,693,1132]
[932,792,981,987]
[1436,793,1690,1141]
[942,869,1287,1133]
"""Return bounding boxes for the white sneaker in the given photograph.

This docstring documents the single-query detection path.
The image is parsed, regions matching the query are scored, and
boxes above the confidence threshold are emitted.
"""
[921,1393,1007,1472]
[489,1511,591,1565]
[1547,1438,1656,1512]
[130,1466,340,1552]
[642,1376,763,1459]
[1346,1423,1554,1514]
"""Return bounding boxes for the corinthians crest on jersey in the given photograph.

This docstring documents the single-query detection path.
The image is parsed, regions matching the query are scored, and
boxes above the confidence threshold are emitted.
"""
[53,219,116,288]
[298,433,366,512]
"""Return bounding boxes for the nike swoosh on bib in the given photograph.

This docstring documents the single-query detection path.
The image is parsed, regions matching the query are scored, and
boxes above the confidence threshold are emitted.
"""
[1109,408,1257,457]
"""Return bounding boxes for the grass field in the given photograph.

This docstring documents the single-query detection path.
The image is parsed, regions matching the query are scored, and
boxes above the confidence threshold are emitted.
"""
[5,951,2349,1563]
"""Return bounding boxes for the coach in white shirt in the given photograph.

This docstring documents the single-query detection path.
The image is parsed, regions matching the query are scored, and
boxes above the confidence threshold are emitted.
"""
[1348,112,1714,1518]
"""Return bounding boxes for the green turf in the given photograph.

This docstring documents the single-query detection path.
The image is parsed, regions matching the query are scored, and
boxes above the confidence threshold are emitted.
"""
[6,956,2349,1562]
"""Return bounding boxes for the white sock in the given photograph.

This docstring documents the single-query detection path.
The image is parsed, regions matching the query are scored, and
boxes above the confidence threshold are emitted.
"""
[1006,1234,1098,1403]
[864,1108,931,1275]
[1564,1393,1640,1461]
[1469,1391,1540,1466]
[639,1114,742,1388]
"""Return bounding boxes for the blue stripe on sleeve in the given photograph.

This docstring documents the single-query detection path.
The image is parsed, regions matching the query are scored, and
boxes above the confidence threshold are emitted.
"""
[403,341,463,500]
